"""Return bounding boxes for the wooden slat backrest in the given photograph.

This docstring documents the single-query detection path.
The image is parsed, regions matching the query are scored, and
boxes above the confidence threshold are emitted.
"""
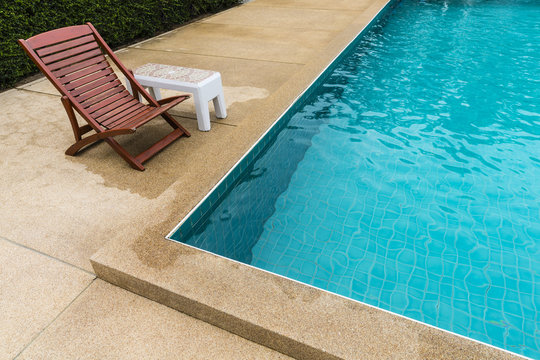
[18,24,159,131]
[26,25,93,49]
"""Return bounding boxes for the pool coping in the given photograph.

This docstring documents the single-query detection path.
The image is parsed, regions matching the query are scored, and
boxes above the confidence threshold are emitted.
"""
[90,1,527,359]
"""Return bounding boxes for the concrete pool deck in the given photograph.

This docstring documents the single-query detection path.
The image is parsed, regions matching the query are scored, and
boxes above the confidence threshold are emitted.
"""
[0,0,524,359]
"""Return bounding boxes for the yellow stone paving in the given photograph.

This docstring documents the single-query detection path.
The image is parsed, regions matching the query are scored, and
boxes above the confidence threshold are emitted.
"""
[17,280,292,360]
[0,238,94,359]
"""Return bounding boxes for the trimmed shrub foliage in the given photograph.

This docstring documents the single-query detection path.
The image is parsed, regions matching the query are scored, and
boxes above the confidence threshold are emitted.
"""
[0,0,239,90]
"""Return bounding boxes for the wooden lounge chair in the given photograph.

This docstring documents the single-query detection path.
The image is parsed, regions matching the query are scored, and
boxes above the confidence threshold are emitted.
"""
[18,23,190,171]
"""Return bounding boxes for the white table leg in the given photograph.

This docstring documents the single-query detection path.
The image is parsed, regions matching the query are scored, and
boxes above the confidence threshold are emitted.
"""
[194,91,211,131]
[125,78,133,94]
[148,87,162,101]
[213,93,227,119]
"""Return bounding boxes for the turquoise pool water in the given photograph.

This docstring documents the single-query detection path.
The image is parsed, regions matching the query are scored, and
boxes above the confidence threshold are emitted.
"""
[171,0,540,357]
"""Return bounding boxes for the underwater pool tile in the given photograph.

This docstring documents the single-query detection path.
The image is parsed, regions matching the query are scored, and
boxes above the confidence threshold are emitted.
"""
[169,0,540,357]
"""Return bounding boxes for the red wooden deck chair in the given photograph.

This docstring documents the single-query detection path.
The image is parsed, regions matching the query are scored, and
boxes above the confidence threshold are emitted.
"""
[18,23,190,171]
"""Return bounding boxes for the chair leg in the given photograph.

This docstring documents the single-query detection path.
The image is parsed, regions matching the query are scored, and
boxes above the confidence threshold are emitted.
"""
[148,87,162,101]
[64,113,187,171]
[68,135,146,171]
[66,136,99,156]
[161,112,191,137]
[105,138,145,171]
[135,128,184,165]
[61,96,83,141]
[65,128,135,156]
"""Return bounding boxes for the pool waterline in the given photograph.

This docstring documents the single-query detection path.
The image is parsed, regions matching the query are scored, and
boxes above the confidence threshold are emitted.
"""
[168,0,539,358]
[166,0,398,242]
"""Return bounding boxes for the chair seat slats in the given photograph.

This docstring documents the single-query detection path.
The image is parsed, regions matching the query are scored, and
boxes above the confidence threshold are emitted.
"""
[48,48,102,71]
[86,91,132,114]
[109,108,154,130]
[36,34,95,57]
[59,61,109,85]
[117,95,190,132]
[120,98,187,130]
[69,73,117,97]
[41,42,100,65]
[64,67,114,91]
[101,104,149,128]
[96,100,146,125]
[119,108,163,129]
[75,79,122,103]
[81,86,125,108]
[53,56,107,78]
[92,97,140,120]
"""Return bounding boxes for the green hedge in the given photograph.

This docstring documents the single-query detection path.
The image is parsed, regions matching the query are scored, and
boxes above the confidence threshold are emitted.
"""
[0,0,240,90]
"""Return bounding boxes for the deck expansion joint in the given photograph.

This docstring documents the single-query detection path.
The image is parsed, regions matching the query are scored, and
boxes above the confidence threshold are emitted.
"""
[12,278,96,360]
[126,46,307,66]
[15,87,60,97]
[0,236,96,277]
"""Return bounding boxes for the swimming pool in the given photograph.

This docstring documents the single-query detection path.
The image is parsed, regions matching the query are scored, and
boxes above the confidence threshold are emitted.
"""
[170,0,540,357]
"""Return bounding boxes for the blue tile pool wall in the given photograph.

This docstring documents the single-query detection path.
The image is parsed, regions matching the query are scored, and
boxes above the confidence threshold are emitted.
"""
[169,0,398,246]
[180,109,328,262]
[171,0,540,358]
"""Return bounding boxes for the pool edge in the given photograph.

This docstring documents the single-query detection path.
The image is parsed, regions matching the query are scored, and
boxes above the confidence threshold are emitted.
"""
[90,0,528,358]
[165,0,397,243]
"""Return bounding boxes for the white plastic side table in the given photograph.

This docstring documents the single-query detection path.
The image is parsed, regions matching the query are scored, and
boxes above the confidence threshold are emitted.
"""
[126,63,227,131]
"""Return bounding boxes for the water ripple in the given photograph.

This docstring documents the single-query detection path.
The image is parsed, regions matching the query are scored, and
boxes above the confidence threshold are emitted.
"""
[179,0,540,357]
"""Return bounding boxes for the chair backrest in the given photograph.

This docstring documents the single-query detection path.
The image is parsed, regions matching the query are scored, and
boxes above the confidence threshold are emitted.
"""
[18,23,156,130]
